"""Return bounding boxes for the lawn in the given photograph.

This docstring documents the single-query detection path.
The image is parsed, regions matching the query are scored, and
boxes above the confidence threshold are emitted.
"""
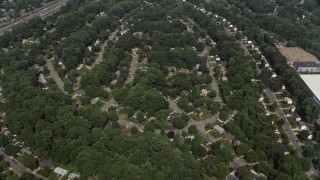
[118,113,128,120]
[189,107,213,121]
[209,131,222,138]
[287,117,297,128]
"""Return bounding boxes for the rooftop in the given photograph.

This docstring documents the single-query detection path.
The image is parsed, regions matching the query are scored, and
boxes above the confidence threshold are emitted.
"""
[293,61,320,68]
[300,74,320,104]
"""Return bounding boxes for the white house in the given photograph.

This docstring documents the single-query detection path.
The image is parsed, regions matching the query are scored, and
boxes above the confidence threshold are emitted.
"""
[289,105,296,113]
[68,173,80,179]
[201,89,208,96]
[54,167,68,177]
[284,97,293,105]
[298,121,307,130]
[213,125,225,134]
[294,113,301,121]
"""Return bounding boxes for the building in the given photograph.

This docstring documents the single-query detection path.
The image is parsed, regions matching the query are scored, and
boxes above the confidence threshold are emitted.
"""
[54,167,68,177]
[20,147,32,155]
[213,125,225,134]
[194,108,203,116]
[284,97,293,104]
[294,113,301,121]
[179,68,190,74]
[300,74,320,106]
[289,105,296,113]
[282,146,290,155]
[293,62,320,72]
[201,89,208,96]
[68,173,80,179]
[38,159,54,170]
[298,121,307,130]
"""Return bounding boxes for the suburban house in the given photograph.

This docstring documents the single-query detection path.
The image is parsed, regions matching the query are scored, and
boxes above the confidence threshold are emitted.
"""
[167,66,177,72]
[298,121,308,130]
[38,73,47,84]
[293,61,320,72]
[289,105,296,113]
[231,158,247,170]
[223,132,234,143]
[179,68,190,74]
[54,167,68,177]
[201,89,208,96]
[20,147,32,155]
[282,146,290,155]
[258,94,264,102]
[284,97,293,104]
[68,173,80,180]
[213,125,225,134]
[184,135,195,141]
[194,108,204,116]
[38,159,54,170]
[294,113,301,121]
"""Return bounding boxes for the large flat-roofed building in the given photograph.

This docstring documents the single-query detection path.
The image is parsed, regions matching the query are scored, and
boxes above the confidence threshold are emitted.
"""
[300,74,320,106]
[293,62,320,72]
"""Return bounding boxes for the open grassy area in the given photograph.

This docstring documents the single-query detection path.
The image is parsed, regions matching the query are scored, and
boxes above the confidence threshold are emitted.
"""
[287,117,297,128]
[210,131,222,138]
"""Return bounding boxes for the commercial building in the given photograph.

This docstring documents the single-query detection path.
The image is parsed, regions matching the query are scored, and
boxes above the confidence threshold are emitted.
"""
[293,62,320,72]
[300,74,320,106]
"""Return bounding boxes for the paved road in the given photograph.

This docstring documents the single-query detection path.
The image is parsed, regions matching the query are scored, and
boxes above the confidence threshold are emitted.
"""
[202,48,223,103]
[125,48,139,85]
[168,98,220,143]
[265,88,303,156]
[224,27,261,76]
[0,150,47,179]
[91,28,119,67]
[45,58,67,94]
[265,88,320,176]
[100,98,116,112]
[0,0,69,34]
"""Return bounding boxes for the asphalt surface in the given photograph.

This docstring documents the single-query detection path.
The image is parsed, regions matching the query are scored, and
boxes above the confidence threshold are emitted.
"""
[125,48,139,85]
[0,0,69,34]
[0,150,47,179]
[91,28,119,68]
[264,88,303,156]
[45,58,67,94]
[202,48,223,103]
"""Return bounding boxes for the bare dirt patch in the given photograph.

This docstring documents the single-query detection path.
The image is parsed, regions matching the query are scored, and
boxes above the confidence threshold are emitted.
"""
[278,47,319,64]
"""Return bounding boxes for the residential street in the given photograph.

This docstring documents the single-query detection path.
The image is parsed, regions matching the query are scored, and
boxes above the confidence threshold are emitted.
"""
[125,48,139,85]
[45,58,67,94]
[203,51,223,103]
[264,88,320,176]
[100,98,116,112]
[264,88,303,156]
[0,150,47,179]
[168,98,220,143]
[91,28,119,67]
